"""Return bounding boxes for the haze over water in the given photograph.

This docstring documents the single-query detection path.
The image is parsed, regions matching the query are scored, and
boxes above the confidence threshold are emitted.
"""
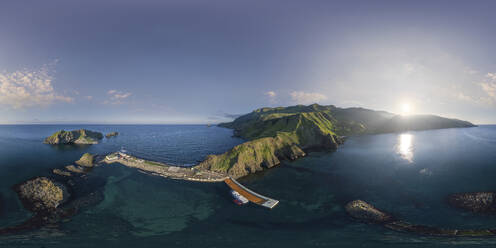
[1,125,496,247]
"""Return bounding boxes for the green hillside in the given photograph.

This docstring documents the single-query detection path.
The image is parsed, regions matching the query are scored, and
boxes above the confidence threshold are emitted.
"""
[197,104,475,178]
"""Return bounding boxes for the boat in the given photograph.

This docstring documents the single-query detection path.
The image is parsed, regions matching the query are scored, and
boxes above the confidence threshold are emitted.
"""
[230,190,249,205]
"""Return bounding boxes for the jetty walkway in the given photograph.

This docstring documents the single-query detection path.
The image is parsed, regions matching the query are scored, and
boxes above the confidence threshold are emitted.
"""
[224,177,279,209]
[103,152,227,182]
[103,151,280,208]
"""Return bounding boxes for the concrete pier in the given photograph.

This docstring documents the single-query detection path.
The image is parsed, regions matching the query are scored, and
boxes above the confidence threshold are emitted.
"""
[224,177,279,209]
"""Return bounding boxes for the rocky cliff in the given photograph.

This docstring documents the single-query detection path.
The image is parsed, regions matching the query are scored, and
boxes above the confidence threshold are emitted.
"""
[44,129,104,145]
[196,104,475,179]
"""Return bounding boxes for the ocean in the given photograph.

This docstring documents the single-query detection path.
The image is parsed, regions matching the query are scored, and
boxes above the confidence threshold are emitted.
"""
[0,124,496,247]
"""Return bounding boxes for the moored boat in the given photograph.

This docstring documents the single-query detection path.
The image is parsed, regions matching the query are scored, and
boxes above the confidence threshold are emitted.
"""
[230,190,249,205]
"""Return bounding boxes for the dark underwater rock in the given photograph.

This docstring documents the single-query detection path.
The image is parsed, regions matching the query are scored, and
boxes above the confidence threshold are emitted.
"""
[345,200,393,223]
[345,199,496,237]
[65,165,86,174]
[448,192,496,213]
[53,168,71,177]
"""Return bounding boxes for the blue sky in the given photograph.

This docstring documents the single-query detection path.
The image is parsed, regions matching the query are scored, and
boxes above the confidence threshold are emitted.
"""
[1,0,495,124]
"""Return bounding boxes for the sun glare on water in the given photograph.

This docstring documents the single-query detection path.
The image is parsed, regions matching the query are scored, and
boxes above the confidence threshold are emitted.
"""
[396,133,414,163]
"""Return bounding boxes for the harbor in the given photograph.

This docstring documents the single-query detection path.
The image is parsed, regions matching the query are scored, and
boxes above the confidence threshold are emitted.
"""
[103,151,280,209]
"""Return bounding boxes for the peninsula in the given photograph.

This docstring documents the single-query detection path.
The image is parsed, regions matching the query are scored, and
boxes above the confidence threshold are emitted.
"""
[196,104,475,179]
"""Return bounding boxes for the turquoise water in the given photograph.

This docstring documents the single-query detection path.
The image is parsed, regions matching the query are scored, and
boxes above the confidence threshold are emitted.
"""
[1,125,496,247]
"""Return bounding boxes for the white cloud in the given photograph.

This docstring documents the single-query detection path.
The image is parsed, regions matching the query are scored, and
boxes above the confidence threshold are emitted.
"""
[85,96,93,100]
[0,62,73,109]
[476,72,496,103]
[264,91,277,104]
[290,91,327,105]
[105,89,132,104]
[480,82,496,98]
[265,91,276,98]
[486,73,496,81]
[114,92,131,99]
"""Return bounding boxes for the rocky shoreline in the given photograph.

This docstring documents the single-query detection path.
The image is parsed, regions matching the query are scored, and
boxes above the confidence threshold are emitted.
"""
[0,153,107,235]
[346,200,496,237]
[448,192,496,213]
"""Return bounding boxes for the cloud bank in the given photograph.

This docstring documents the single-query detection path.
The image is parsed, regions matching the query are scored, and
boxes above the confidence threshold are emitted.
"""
[0,63,72,109]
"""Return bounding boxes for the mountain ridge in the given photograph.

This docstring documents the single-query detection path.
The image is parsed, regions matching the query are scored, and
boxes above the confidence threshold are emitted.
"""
[196,104,475,178]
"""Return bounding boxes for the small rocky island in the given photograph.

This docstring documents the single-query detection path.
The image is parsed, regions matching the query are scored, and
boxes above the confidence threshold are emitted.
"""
[15,177,68,213]
[0,177,72,235]
[1,153,106,235]
[44,129,104,145]
[105,131,119,138]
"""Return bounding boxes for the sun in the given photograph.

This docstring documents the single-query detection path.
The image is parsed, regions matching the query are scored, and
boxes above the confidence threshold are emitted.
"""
[401,103,411,115]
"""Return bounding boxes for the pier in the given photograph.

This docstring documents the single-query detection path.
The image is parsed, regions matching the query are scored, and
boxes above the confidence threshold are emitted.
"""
[103,152,227,182]
[224,177,279,209]
[103,152,279,209]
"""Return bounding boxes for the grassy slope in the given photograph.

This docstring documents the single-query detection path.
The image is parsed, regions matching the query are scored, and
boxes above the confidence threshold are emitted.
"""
[197,104,475,178]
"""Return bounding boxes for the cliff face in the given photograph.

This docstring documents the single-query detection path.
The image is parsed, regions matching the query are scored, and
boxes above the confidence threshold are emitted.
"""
[44,129,103,145]
[196,104,475,179]
[197,111,344,178]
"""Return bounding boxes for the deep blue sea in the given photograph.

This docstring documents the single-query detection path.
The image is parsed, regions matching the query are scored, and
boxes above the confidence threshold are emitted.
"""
[1,124,496,247]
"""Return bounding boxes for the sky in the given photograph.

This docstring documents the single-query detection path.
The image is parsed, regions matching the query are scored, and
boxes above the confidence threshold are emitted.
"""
[0,0,495,124]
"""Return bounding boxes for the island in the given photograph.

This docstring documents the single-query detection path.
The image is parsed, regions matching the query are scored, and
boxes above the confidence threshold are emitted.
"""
[196,104,475,179]
[44,129,104,145]
[105,131,119,138]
